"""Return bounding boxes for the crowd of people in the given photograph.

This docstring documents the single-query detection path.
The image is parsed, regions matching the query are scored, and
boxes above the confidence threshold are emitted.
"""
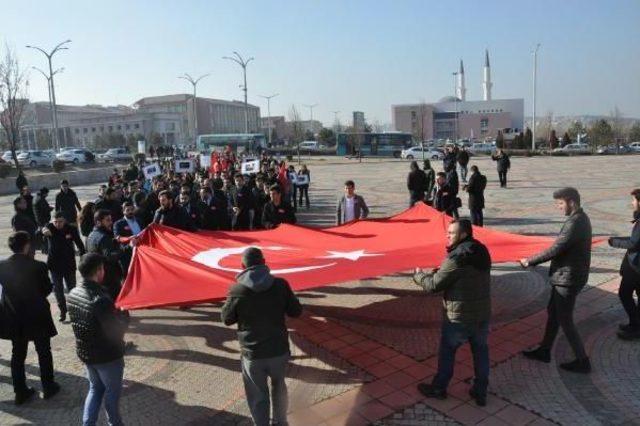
[1,145,639,426]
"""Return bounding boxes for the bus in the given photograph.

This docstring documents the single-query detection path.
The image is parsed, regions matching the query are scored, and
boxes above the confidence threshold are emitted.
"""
[336,132,413,157]
[197,133,267,154]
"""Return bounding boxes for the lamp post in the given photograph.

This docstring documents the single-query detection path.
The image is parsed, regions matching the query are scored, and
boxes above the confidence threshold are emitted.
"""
[531,43,541,151]
[178,73,210,145]
[452,72,458,142]
[32,66,63,149]
[258,94,278,147]
[26,39,71,152]
[223,52,254,133]
[302,103,318,136]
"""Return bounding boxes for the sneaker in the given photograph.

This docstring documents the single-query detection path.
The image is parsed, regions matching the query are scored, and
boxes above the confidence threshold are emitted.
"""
[43,382,61,399]
[522,347,551,363]
[417,383,447,399]
[15,387,36,405]
[469,388,487,407]
[617,328,640,340]
[559,358,591,374]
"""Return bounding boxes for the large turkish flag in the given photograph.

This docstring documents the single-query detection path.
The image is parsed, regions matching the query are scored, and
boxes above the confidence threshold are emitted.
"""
[116,203,559,310]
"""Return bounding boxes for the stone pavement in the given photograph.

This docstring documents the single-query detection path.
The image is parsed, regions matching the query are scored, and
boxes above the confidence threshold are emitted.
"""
[0,155,639,425]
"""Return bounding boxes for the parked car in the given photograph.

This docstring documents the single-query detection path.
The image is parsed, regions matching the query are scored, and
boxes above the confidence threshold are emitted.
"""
[298,141,320,150]
[596,145,631,155]
[98,147,132,162]
[553,143,591,154]
[17,150,55,168]
[628,142,640,152]
[2,150,21,163]
[469,143,496,155]
[57,148,95,164]
[400,146,444,160]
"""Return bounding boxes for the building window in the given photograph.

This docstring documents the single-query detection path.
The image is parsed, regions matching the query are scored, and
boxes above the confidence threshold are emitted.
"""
[83,128,88,134]
[134,123,140,129]
[117,125,122,131]
[75,128,80,134]
[411,111,417,119]
[126,124,130,130]
[166,122,175,131]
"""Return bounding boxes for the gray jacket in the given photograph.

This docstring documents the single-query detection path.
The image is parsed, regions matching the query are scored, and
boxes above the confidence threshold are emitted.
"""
[336,195,369,225]
[528,208,592,288]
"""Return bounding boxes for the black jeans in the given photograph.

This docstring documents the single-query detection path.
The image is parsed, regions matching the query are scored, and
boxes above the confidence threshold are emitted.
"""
[498,171,508,187]
[540,285,587,359]
[11,337,55,394]
[619,256,640,328]
[298,185,310,207]
[470,209,484,227]
[51,270,77,314]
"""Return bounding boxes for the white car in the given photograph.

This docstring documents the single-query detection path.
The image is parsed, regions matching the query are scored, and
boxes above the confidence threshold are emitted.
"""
[57,148,95,164]
[553,143,591,154]
[629,142,640,152]
[98,148,132,162]
[17,150,55,168]
[469,143,496,155]
[400,146,444,160]
[298,141,320,150]
[2,150,21,163]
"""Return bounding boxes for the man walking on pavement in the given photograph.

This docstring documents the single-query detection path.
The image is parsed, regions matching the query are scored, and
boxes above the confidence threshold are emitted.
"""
[221,247,303,426]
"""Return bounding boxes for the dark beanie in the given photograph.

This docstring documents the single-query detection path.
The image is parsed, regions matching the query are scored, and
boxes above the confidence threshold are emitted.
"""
[242,247,264,268]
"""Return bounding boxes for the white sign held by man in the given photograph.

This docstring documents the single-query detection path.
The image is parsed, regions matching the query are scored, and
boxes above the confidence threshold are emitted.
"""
[174,159,194,173]
[143,163,162,179]
[200,154,211,169]
[241,159,260,175]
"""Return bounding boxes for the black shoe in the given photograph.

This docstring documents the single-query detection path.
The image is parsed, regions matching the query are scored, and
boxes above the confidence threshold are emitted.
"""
[43,382,61,399]
[15,387,36,405]
[560,358,591,374]
[617,329,640,340]
[417,383,447,399]
[618,323,639,333]
[522,347,551,363]
[469,388,487,407]
[58,311,66,322]
[124,341,136,352]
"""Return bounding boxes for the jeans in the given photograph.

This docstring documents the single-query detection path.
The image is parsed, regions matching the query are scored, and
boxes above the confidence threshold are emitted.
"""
[51,270,77,314]
[458,165,468,183]
[241,353,289,426]
[83,357,125,426]
[11,337,55,394]
[298,185,310,208]
[619,256,640,328]
[470,209,484,227]
[432,320,490,396]
[498,171,508,187]
[540,285,587,359]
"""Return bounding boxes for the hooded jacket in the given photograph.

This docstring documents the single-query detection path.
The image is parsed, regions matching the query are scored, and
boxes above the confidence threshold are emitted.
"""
[221,265,302,360]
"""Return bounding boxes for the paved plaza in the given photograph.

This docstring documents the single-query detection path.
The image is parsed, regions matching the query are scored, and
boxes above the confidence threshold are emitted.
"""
[0,154,639,425]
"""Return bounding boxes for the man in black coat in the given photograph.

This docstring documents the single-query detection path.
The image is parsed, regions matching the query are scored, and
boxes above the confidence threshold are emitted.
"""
[153,190,197,232]
[55,179,82,223]
[34,187,54,228]
[231,174,256,231]
[407,161,427,207]
[464,166,487,226]
[0,231,60,405]
[444,163,460,219]
[19,186,37,225]
[179,191,200,230]
[198,185,229,230]
[520,188,592,373]
[491,149,511,188]
[87,210,124,301]
[262,185,297,229]
[42,212,86,321]
[608,188,640,340]
[12,196,38,254]
[95,187,124,222]
[456,147,470,183]
[432,173,455,216]
[113,202,143,274]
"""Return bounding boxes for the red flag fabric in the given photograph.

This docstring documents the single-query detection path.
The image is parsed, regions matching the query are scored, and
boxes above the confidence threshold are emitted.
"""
[116,203,567,310]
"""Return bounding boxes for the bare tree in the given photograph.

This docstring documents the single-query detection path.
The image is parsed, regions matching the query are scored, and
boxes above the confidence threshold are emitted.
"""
[288,104,304,145]
[0,45,29,171]
[610,106,624,153]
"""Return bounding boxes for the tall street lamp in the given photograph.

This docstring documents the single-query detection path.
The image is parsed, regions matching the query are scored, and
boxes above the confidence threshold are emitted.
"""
[452,72,458,142]
[302,103,318,136]
[223,52,254,133]
[32,66,64,149]
[531,43,541,151]
[26,39,71,152]
[178,73,210,145]
[258,93,279,147]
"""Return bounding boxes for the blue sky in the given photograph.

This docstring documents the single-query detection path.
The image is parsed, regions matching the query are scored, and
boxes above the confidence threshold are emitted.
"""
[2,0,639,125]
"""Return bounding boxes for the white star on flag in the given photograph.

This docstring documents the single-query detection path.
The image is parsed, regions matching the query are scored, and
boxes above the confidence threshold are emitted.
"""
[318,250,383,261]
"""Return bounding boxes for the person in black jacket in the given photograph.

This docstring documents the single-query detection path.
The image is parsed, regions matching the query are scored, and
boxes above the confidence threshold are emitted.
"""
[11,197,38,254]
[456,147,470,183]
[423,160,436,203]
[86,210,124,301]
[179,191,200,230]
[221,247,302,426]
[19,186,37,225]
[42,212,86,321]
[520,188,592,373]
[68,253,128,426]
[262,185,297,229]
[464,166,487,226]
[34,187,54,228]
[231,174,255,231]
[407,161,427,207]
[95,187,123,223]
[608,188,640,340]
[431,173,455,216]
[15,170,28,192]
[0,231,60,405]
[55,180,82,223]
[153,190,196,232]
[113,202,143,273]
[491,149,511,188]
[198,185,229,230]
[444,163,460,219]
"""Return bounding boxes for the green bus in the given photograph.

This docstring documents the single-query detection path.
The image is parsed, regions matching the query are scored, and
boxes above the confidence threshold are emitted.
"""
[197,133,267,153]
[336,132,413,157]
